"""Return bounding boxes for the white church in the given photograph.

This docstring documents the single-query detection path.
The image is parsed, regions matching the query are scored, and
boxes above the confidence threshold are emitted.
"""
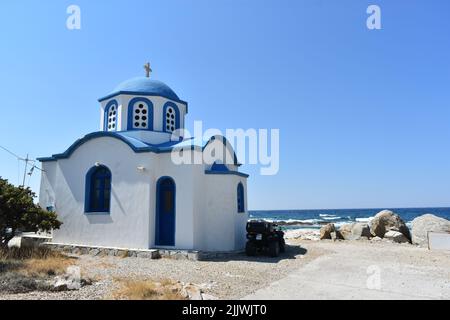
[38,64,249,252]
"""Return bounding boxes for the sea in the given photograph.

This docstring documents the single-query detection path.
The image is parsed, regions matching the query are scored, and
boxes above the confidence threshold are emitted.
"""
[249,207,450,231]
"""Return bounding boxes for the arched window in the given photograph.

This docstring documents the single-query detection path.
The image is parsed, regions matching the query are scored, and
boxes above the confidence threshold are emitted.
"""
[85,165,112,213]
[237,182,245,213]
[104,100,118,131]
[163,102,179,133]
[127,98,153,130]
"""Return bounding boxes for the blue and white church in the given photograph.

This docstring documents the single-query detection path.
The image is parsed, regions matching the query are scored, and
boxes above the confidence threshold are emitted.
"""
[38,64,248,252]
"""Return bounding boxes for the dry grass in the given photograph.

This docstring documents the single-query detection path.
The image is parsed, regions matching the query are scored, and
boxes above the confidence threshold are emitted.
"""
[0,246,76,277]
[112,278,186,300]
[0,246,64,260]
[0,246,78,294]
[20,257,73,277]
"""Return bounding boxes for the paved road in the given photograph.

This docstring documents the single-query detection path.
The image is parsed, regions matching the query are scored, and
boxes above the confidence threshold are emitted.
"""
[243,241,450,300]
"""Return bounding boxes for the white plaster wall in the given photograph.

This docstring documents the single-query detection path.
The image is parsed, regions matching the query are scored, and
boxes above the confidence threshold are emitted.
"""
[198,174,248,251]
[148,151,200,250]
[39,162,57,210]
[192,138,249,251]
[45,137,156,249]
[39,135,247,251]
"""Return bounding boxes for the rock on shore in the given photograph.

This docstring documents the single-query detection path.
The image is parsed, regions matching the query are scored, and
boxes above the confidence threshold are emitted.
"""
[339,223,371,240]
[320,224,336,240]
[369,210,411,242]
[411,214,450,246]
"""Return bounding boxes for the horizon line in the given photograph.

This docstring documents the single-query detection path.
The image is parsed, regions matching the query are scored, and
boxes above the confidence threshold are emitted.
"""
[248,206,450,212]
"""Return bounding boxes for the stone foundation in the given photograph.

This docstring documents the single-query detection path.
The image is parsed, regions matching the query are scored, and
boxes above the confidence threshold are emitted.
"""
[41,243,242,261]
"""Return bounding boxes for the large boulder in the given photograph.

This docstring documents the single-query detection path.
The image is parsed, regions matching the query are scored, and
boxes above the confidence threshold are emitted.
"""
[369,210,411,242]
[320,223,335,240]
[339,223,371,240]
[411,214,450,246]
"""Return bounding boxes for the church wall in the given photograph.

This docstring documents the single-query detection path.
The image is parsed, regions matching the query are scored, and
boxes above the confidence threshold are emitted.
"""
[45,136,156,249]
[39,136,247,251]
[100,95,186,134]
[118,95,186,133]
[148,151,200,250]
[192,139,249,251]
[200,174,248,251]
[234,179,248,250]
[39,161,57,211]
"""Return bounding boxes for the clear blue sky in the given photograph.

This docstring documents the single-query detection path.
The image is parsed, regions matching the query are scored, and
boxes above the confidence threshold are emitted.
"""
[1,0,449,210]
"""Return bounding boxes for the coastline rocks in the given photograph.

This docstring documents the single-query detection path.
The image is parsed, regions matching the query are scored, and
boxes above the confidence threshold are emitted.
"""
[411,214,450,246]
[320,223,336,240]
[369,210,411,242]
[339,223,371,240]
[383,230,409,243]
[284,229,320,241]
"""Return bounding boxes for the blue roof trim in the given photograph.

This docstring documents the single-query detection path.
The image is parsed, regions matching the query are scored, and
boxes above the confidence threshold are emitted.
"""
[98,91,188,106]
[37,132,241,166]
[211,162,230,172]
[204,170,249,178]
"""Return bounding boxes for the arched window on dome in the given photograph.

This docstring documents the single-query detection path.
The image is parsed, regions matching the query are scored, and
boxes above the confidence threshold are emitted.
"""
[163,102,180,133]
[85,165,112,213]
[104,100,118,131]
[127,98,153,130]
[237,182,245,213]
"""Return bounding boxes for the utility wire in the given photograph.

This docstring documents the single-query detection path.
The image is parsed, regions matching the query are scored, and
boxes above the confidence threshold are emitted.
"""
[0,144,45,187]
[0,145,25,161]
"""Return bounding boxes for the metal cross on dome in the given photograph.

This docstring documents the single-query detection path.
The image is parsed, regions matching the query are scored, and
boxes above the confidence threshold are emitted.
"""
[144,62,152,78]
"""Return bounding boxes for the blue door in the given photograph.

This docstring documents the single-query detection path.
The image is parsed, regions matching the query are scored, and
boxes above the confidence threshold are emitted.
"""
[155,177,175,246]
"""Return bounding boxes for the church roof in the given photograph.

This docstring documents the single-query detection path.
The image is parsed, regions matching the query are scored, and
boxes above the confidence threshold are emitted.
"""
[37,132,241,167]
[98,77,185,104]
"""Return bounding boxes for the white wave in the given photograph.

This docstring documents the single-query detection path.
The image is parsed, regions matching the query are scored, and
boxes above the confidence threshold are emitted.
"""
[323,216,342,221]
[355,217,374,223]
[319,214,337,218]
[293,219,322,224]
[254,218,324,225]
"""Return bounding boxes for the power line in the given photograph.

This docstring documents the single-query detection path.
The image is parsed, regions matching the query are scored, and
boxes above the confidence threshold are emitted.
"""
[0,144,44,187]
[0,145,25,161]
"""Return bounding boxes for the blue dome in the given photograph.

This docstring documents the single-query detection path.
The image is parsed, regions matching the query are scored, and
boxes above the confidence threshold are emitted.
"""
[99,77,181,102]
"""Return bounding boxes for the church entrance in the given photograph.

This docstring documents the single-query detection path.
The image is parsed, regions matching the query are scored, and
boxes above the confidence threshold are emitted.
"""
[155,177,176,246]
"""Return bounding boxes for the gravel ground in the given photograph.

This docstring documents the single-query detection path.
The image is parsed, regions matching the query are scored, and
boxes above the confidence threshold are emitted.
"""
[0,242,325,300]
[3,239,446,300]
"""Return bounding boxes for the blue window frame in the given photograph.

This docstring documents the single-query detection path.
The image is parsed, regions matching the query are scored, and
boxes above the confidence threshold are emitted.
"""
[85,165,112,213]
[237,182,245,213]
[104,100,118,131]
[163,102,180,133]
[127,97,153,131]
